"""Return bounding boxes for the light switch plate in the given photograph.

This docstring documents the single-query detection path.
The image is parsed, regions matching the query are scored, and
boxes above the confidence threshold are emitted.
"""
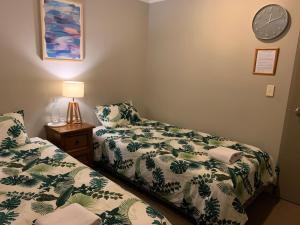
[266,85,275,97]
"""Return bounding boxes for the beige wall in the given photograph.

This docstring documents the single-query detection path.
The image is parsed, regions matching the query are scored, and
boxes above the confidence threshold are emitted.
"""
[145,0,300,163]
[0,0,149,137]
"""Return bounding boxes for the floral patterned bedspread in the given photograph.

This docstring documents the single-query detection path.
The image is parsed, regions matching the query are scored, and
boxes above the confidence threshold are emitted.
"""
[0,138,171,225]
[93,119,277,225]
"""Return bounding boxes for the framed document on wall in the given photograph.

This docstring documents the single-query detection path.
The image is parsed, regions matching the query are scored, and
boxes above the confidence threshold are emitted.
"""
[253,48,280,75]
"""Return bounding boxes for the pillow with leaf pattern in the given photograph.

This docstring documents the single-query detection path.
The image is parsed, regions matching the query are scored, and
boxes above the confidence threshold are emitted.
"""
[95,102,142,128]
[0,111,31,149]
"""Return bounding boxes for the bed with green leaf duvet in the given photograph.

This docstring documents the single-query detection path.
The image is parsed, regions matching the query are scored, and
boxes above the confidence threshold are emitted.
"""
[0,138,171,225]
[93,119,277,225]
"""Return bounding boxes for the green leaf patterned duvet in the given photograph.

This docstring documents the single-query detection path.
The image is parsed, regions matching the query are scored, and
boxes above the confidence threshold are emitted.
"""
[93,119,277,225]
[0,138,171,225]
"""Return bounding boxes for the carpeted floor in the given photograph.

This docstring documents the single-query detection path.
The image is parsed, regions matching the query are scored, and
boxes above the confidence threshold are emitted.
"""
[246,195,300,225]
[99,169,300,225]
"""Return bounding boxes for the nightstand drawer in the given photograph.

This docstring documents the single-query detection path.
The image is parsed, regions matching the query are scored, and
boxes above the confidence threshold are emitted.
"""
[65,134,88,150]
[45,123,95,167]
[69,148,91,165]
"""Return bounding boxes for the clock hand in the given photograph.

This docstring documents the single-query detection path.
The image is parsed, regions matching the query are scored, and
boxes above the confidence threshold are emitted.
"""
[257,14,273,29]
[269,13,284,23]
[258,20,271,29]
[258,12,283,29]
[258,23,268,29]
[268,13,272,23]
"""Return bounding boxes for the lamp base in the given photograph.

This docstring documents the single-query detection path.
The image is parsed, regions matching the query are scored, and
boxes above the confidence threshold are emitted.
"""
[66,101,82,124]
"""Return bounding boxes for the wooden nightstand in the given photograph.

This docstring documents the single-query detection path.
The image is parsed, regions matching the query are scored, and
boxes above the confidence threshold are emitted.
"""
[45,123,95,167]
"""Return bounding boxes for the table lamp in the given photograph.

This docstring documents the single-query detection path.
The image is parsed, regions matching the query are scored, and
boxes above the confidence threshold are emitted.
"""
[63,81,84,124]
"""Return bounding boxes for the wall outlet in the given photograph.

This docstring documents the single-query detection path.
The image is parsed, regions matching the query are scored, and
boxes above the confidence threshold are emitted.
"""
[266,85,275,97]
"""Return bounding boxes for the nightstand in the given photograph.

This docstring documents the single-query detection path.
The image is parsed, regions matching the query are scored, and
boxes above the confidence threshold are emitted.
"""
[45,123,95,167]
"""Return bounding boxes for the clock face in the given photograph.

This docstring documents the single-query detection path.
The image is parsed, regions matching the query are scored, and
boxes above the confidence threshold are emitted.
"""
[253,4,289,40]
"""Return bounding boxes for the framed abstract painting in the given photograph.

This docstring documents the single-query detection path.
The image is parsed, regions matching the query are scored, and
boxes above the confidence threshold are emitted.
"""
[40,0,83,61]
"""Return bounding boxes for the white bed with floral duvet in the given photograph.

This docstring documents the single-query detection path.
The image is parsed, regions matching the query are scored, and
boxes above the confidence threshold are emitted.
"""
[93,102,277,225]
[0,111,171,225]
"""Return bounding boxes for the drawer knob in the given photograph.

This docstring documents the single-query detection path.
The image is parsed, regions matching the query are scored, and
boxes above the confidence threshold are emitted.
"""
[296,107,300,117]
[75,140,80,145]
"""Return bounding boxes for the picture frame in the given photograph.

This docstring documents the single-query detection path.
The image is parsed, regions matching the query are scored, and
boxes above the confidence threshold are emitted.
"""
[40,0,84,61]
[253,48,279,75]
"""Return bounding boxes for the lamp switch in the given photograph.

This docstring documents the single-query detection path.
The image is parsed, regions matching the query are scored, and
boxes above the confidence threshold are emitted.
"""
[266,85,275,97]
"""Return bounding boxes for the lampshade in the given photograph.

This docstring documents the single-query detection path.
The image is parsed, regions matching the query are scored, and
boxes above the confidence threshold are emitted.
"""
[63,81,84,98]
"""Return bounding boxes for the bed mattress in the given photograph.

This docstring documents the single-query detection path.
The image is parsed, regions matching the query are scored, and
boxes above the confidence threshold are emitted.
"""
[93,119,277,225]
[0,137,171,225]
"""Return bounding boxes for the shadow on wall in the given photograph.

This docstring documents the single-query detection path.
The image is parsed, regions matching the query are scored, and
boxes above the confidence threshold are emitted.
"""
[0,49,60,138]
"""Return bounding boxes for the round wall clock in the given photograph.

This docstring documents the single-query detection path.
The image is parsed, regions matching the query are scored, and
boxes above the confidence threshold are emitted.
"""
[252,4,289,41]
